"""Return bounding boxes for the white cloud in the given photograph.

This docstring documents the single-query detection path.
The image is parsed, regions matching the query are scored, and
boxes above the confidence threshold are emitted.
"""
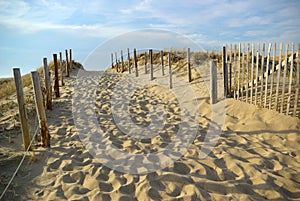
[0,0,30,17]
[0,14,133,40]
[227,16,271,28]
[0,0,299,48]
[0,0,132,38]
[120,0,152,14]
[244,30,268,37]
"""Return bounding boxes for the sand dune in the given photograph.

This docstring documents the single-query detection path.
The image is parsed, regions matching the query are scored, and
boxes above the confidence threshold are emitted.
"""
[1,63,300,201]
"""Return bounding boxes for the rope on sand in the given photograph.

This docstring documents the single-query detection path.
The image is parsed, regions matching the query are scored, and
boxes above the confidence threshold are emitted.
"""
[0,116,40,200]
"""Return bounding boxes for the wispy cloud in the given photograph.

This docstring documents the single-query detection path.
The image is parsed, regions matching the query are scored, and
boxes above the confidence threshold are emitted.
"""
[0,0,299,77]
[1,0,299,42]
[120,0,152,14]
[0,16,130,38]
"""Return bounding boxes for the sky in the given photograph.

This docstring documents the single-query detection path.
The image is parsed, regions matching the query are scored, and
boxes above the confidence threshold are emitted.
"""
[0,0,299,78]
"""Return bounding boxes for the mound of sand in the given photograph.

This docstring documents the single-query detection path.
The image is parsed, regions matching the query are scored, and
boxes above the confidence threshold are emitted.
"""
[1,60,300,200]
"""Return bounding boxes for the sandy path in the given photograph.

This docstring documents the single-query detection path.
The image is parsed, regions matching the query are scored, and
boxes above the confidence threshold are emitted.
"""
[1,67,300,201]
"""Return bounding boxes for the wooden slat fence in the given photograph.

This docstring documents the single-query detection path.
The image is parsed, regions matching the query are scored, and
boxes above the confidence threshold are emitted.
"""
[223,42,300,118]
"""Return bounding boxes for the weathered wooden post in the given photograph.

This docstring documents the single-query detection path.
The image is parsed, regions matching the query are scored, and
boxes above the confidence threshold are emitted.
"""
[269,43,276,109]
[127,48,131,74]
[134,48,138,77]
[222,46,228,98]
[293,43,300,117]
[254,47,259,105]
[210,60,218,104]
[43,58,52,110]
[144,51,147,74]
[168,53,172,89]
[69,49,73,71]
[263,43,272,108]
[229,63,232,97]
[237,43,241,99]
[245,43,250,103]
[31,71,50,147]
[275,43,283,111]
[65,49,70,77]
[187,48,192,82]
[53,54,60,98]
[241,43,245,99]
[286,43,294,115]
[260,43,265,103]
[111,53,114,69]
[121,50,124,73]
[229,44,232,97]
[250,43,255,104]
[150,49,154,80]
[280,44,289,113]
[115,52,119,73]
[233,44,237,99]
[161,50,165,76]
[13,68,31,151]
[59,52,64,86]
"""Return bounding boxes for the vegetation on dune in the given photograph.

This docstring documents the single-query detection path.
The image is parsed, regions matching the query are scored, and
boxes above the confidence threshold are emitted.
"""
[0,73,31,100]
[0,60,83,100]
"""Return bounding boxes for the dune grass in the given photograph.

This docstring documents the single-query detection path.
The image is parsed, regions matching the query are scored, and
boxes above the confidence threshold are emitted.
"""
[0,60,83,100]
[0,73,32,100]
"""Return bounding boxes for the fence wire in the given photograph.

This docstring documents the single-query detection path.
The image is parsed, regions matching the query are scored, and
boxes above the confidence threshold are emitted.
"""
[0,115,40,200]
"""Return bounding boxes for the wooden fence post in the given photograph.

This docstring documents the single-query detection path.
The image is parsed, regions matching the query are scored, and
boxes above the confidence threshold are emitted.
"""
[233,44,237,99]
[161,50,165,76]
[13,68,31,151]
[275,43,283,111]
[286,43,294,115]
[115,52,118,73]
[229,63,232,97]
[241,43,245,100]
[269,43,276,109]
[229,44,232,97]
[260,43,265,104]
[111,53,114,69]
[250,43,255,104]
[121,50,124,73]
[187,48,192,82]
[43,58,52,110]
[168,53,173,89]
[127,48,131,74]
[59,52,64,86]
[226,44,228,62]
[210,60,218,104]
[134,48,138,77]
[237,43,241,99]
[246,43,250,103]
[264,43,272,108]
[144,51,147,74]
[280,44,289,113]
[65,50,70,77]
[254,44,260,105]
[222,46,228,98]
[31,71,50,147]
[293,43,300,117]
[110,53,114,69]
[150,49,154,80]
[53,54,60,98]
[69,49,72,71]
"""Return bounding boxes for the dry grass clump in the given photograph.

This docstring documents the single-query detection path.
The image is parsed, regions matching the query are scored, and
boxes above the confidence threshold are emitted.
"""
[0,73,31,100]
[191,52,209,65]
[0,78,15,100]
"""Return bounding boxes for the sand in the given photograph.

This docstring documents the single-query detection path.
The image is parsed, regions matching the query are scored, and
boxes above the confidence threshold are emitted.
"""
[0,61,300,201]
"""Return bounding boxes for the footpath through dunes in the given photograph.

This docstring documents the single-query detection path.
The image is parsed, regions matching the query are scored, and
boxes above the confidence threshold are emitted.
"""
[0,48,300,201]
[2,57,300,200]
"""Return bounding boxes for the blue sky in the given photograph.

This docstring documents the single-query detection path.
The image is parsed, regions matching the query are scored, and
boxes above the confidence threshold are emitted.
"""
[0,0,299,77]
